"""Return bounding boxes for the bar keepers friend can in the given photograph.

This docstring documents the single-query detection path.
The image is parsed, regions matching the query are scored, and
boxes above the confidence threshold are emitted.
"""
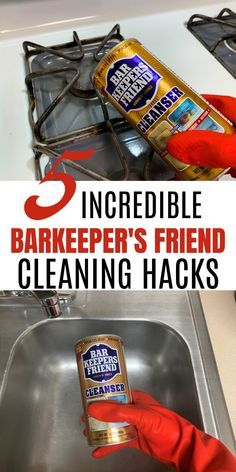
[93,38,234,180]
[75,334,136,446]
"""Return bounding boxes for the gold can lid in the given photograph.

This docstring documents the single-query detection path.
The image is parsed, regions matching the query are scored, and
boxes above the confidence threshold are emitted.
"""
[75,333,122,350]
[92,38,140,83]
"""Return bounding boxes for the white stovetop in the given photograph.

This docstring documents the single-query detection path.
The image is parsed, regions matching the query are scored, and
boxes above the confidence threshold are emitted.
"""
[0,0,236,180]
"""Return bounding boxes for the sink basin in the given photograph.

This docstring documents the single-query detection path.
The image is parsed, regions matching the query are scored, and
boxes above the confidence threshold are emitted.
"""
[0,318,203,472]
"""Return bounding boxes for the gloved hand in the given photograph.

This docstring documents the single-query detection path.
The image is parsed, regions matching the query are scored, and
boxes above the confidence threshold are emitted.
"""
[167,95,236,170]
[88,390,236,472]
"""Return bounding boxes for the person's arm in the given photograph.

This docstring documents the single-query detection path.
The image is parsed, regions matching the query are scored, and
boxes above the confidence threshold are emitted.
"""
[88,390,236,472]
[167,95,236,170]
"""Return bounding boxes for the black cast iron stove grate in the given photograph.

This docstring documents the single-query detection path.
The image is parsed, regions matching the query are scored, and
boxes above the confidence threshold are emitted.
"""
[187,8,236,79]
[23,25,174,182]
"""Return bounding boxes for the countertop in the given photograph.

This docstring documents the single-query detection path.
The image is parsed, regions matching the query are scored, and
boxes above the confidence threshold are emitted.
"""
[200,291,236,437]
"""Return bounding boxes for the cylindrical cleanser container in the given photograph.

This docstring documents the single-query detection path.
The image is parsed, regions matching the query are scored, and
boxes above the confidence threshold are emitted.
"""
[93,38,234,180]
[75,334,136,446]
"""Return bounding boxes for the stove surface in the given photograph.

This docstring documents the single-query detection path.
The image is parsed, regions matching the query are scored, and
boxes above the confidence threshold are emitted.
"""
[1,1,236,180]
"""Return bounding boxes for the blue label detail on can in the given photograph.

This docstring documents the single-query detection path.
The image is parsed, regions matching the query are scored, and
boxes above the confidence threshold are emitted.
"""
[82,343,120,383]
[105,54,162,113]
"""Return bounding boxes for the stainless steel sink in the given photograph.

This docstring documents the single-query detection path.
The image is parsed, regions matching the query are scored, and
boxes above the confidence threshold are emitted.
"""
[0,291,235,471]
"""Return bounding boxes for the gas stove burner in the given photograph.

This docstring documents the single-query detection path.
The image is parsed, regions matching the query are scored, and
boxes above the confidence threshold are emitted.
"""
[66,69,96,99]
[187,8,236,79]
[66,49,102,99]
[225,36,236,53]
[24,26,125,143]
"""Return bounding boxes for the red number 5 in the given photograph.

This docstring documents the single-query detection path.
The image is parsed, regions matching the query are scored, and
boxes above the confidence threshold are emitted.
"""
[24,149,94,220]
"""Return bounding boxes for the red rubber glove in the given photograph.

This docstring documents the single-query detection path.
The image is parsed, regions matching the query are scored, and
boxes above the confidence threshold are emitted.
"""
[167,95,236,170]
[88,390,236,471]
